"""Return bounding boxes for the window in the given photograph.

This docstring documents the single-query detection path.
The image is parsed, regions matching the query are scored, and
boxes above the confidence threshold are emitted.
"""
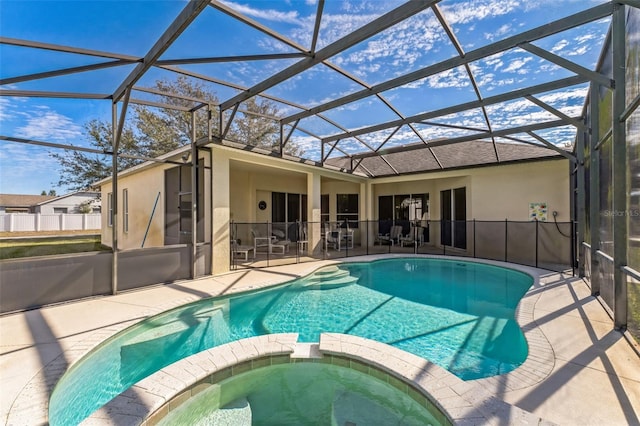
[107,192,113,227]
[321,194,329,225]
[272,192,306,223]
[53,207,68,214]
[123,189,129,233]
[337,193,358,227]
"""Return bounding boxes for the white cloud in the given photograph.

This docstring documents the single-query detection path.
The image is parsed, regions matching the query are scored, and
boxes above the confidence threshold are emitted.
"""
[503,56,532,73]
[551,40,569,53]
[0,98,14,121]
[15,106,83,143]
[484,23,513,41]
[567,45,588,56]
[440,0,521,25]
[219,1,301,24]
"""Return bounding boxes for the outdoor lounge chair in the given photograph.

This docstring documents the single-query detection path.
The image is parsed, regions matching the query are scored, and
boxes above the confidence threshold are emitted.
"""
[251,228,290,254]
[231,239,254,261]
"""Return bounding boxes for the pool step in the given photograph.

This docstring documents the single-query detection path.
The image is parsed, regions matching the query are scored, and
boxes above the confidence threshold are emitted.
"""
[302,267,359,289]
[208,397,252,425]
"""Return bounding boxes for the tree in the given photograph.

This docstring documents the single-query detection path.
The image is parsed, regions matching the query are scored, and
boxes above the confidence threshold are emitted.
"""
[53,77,304,190]
[48,189,57,196]
[134,76,220,158]
[51,120,140,191]
[228,97,305,157]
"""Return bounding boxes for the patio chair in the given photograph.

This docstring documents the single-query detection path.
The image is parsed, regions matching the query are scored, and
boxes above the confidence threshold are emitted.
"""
[377,225,403,246]
[325,229,341,251]
[297,222,309,254]
[400,225,424,247]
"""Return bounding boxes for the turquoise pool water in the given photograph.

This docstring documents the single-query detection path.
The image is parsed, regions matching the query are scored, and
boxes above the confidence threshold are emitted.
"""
[157,363,443,426]
[49,257,532,425]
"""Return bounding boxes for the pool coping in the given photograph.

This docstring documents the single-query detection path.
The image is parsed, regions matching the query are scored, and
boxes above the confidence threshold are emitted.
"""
[7,255,557,425]
[89,333,554,426]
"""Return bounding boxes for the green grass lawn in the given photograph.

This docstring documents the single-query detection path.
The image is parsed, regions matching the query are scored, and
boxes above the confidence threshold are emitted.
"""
[0,236,110,260]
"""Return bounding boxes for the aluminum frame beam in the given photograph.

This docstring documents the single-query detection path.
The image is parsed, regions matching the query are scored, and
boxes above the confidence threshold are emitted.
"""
[0,90,111,99]
[0,36,140,61]
[350,118,572,160]
[525,131,577,162]
[155,52,307,66]
[525,95,587,130]
[323,75,588,144]
[432,4,500,162]
[219,0,437,110]
[113,0,211,102]
[282,3,613,125]
[519,42,614,88]
[0,60,136,86]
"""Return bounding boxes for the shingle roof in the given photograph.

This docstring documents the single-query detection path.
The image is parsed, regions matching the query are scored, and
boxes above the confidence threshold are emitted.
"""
[0,194,56,208]
[325,141,564,177]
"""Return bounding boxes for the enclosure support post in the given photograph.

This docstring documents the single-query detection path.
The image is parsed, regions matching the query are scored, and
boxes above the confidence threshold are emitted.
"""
[535,219,539,268]
[576,124,586,277]
[612,3,627,330]
[111,103,118,295]
[110,89,130,295]
[589,84,601,296]
[191,111,198,279]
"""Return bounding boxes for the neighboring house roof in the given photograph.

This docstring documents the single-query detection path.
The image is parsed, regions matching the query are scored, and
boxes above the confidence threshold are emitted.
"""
[0,194,56,208]
[325,141,565,177]
[35,191,100,206]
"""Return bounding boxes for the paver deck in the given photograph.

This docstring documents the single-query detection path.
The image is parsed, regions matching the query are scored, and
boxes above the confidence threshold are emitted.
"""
[1,255,639,425]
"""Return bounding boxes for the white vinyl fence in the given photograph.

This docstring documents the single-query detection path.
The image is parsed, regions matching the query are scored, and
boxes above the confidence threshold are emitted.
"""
[0,213,101,232]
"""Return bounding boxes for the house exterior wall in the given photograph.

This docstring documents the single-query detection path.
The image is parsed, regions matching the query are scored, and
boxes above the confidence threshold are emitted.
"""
[100,142,569,275]
[372,158,569,222]
[36,193,99,214]
[101,163,174,250]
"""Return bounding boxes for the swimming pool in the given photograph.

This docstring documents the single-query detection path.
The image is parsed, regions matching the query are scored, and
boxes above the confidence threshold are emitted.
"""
[157,362,444,426]
[49,257,533,425]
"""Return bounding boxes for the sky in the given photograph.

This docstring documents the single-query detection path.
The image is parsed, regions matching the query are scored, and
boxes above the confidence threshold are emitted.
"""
[0,0,611,194]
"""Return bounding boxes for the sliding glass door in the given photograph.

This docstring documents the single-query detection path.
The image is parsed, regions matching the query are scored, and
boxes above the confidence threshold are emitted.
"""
[441,187,466,249]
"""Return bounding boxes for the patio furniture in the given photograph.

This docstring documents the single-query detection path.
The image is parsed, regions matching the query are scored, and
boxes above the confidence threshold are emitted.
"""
[377,225,403,246]
[400,225,424,247]
[252,228,291,254]
[297,223,309,254]
[231,239,254,261]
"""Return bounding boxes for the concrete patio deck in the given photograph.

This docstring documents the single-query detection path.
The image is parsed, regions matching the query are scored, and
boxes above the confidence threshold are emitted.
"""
[1,256,639,425]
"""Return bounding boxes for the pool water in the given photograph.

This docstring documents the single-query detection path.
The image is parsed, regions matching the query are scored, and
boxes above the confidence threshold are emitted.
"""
[49,258,532,425]
[157,363,443,426]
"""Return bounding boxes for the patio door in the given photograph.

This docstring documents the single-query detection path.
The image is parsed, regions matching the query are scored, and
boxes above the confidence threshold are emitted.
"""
[440,187,466,249]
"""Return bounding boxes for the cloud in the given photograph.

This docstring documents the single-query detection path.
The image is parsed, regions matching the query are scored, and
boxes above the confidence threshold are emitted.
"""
[503,56,532,73]
[440,0,522,25]
[15,106,83,143]
[485,23,513,41]
[219,1,301,24]
[0,142,61,193]
[551,40,570,53]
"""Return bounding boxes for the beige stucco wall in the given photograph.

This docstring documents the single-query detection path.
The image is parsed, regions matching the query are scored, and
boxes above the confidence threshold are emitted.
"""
[101,165,168,250]
[372,159,569,222]
[101,153,211,250]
